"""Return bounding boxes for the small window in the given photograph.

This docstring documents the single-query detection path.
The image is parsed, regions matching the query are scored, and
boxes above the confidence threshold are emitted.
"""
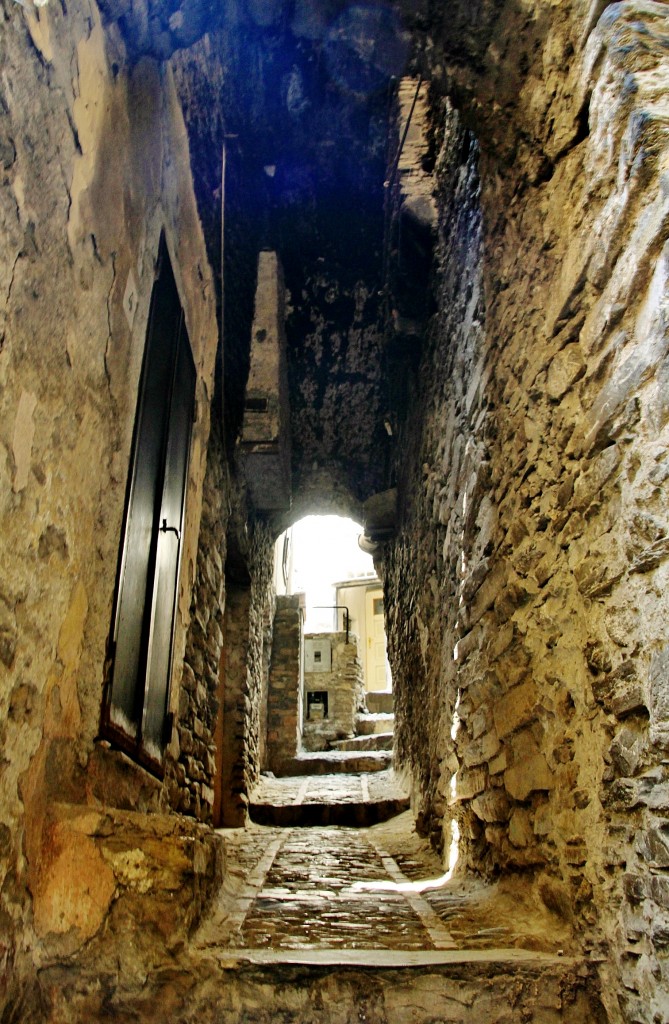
[314,650,322,663]
[307,691,328,719]
[245,397,268,412]
[373,597,384,616]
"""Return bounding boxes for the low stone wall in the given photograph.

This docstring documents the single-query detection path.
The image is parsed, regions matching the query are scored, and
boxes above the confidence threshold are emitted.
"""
[28,802,222,962]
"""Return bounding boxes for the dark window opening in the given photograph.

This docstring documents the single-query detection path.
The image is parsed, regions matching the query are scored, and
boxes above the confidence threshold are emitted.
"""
[307,691,329,719]
[245,396,269,412]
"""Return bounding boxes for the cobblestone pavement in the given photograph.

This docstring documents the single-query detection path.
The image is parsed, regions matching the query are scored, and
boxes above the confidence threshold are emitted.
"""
[196,787,576,957]
[250,767,409,806]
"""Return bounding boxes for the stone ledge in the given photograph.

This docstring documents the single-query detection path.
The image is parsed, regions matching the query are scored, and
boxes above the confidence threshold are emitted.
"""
[32,803,224,957]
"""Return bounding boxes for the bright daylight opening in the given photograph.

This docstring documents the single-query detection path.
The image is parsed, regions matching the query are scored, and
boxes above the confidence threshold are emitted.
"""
[274,514,392,695]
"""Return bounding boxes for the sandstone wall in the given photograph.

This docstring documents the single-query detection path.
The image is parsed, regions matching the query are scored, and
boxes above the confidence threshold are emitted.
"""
[0,0,218,1005]
[386,4,669,1022]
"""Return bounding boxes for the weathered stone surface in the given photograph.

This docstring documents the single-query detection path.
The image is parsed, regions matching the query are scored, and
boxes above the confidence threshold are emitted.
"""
[382,6,669,1015]
[471,790,510,824]
[32,824,116,945]
[0,0,221,998]
[493,682,542,739]
[504,756,554,802]
[301,631,365,756]
[267,595,304,772]
[546,344,586,401]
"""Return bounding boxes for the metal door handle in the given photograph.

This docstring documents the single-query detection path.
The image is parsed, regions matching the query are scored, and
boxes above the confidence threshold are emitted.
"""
[160,518,181,541]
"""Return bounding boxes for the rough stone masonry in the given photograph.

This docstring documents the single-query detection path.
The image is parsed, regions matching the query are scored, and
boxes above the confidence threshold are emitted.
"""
[0,0,668,1022]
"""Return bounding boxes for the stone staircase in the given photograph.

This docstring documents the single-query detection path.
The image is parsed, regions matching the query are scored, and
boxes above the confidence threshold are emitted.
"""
[276,690,395,776]
[248,767,409,827]
[329,690,394,755]
[248,693,401,827]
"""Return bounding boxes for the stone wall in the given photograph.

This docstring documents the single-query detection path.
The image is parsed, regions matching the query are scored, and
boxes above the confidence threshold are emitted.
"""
[241,525,276,798]
[174,431,275,828]
[287,272,389,510]
[267,595,304,773]
[0,0,218,1006]
[302,632,365,752]
[385,4,669,1022]
[167,418,228,823]
[161,403,278,829]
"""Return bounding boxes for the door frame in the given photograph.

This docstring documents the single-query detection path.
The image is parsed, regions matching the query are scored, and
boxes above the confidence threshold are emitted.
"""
[101,234,195,776]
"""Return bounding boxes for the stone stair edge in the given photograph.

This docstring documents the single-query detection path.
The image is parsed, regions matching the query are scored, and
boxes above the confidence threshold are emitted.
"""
[214,947,585,969]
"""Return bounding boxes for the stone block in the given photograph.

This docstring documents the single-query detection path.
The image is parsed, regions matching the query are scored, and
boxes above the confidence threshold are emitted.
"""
[508,808,533,848]
[611,682,647,719]
[574,552,625,598]
[650,875,669,911]
[637,824,669,868]
[649,644,669,742]
[493,577,537,620]
[489,750,507,775]
[32,820,116,946]
[463,730,500,768]
[448,767,486,803]
[504,754,554,801]
[493,680,541,739]
[651,913,669,949]
[546,343,586,400]
[462,559,509,629]
[609,726,644,777]
[178,727,194,754]
[471,789,510,823]
[572,444,621,512]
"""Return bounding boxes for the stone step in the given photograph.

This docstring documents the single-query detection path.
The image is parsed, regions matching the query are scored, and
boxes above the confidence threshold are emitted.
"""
[41,950,603,1022]
[248,767,408,828]
[204,951,602,1023]
[365,690,394,714]
[329,732,393,752]
[276,749,392,775]
[356,712,394,736]
[249,796,409,827]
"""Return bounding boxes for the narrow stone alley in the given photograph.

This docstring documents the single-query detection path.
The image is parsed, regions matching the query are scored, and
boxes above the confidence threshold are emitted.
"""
[2,1,668,1021]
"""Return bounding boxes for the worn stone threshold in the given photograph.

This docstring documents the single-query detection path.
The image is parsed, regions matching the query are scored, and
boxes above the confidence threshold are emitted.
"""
[279,750,392,775]
[213,947,581,969]
[249,796,409,827]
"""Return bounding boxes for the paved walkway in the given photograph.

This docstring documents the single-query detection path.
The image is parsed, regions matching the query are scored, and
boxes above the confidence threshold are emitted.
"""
[250,767,409,806]
[196,795,576,958]
[37,772,595,1022]
[248,767,411,827]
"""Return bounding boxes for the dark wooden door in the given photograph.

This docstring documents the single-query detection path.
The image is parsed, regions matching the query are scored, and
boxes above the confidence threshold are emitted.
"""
[103,237,195,771]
